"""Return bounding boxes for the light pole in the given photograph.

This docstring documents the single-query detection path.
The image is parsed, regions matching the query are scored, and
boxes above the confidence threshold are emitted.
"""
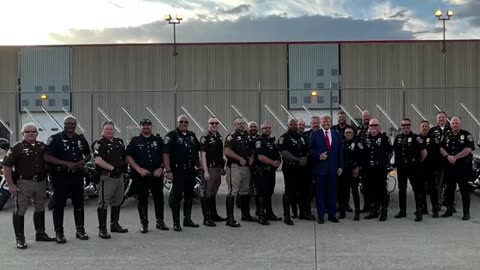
[165,14,183,56]
[435,10,453,54]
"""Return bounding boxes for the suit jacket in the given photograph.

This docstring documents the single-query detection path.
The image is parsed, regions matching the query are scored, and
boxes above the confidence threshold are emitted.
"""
[309,129,344,177]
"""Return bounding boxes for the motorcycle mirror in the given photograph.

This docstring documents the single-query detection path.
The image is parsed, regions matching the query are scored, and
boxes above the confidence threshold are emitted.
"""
[0,138,9,151]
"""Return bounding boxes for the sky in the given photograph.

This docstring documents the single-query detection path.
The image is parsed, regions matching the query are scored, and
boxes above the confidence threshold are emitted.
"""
[0,0,478,45]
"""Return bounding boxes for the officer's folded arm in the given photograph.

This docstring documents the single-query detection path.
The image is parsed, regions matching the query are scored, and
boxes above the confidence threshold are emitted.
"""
[258,155,277,167]
[224,147,245,164]
[94,156,115,171]
[44,154,76,169]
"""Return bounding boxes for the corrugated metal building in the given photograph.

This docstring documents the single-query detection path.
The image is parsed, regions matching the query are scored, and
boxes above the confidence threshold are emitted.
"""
[0,40,479,144]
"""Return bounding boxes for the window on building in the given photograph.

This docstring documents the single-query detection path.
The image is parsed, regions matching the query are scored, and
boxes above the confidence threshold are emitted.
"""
[317,82,325,89]
[35,99,42,106]
[317,96,325,104]
[304,96,311,104]
[331,69,338,76]
[22,99,29,107]
[62,85,70,92]
[331,82,338,89]
[48,85,55,92]
[48,99,56,106]
[62,99,70,106]
[332,96,339,104]
[304,83,311,89]
[35,86,42,92]
[317,69,324,76]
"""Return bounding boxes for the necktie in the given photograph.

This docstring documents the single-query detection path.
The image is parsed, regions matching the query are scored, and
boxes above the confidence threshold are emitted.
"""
[325,130,331,149]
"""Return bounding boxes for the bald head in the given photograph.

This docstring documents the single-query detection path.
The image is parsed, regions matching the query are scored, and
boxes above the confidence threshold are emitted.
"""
[450,116,461,133]
[362,110,371,125]
[288,118,297,132]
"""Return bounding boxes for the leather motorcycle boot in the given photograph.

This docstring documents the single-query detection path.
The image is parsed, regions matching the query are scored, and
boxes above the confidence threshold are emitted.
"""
[73,208,89,240]
[441,206,454,218]
[291,193,300,218]
[209,197,226,222]
[183,199,200,228]
[432,206,440,218]
[353,209,360,221]
[282,195,294,226]
[414,198,423,222]
[13,214,27,249]
[394,210,407,219]
[338,208,346,219]
[225,195,240,227]
[52,208,67,244]
[240,195,257,222]
[254,195,261,217]
[461,194,471,221]
[33,211,55,242]
[379,207,388,222]
[265,196,282,221]
[97,208,111,239]
[200,197,215,227]
[235,194,241,209]
[364,205,379,220]
[138,203,149,233]
[171,201,182,231]
[257,196,269,225]
[156,219,169,230]
[110,206,128,233]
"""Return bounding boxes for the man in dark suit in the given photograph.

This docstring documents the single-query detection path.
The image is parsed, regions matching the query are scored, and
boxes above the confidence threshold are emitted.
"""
[309,114,344,224]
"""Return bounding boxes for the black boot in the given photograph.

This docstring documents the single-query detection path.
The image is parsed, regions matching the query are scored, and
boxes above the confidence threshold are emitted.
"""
[33,211,55,242]
[257,196,269,225]
[156,219,169,230]
[291,195,299,219]
[462,193,471,221]
[52,208,66,244]
[364,205,379,219]
[282,195,294,225]
[13,214,27,249]
[338,209,346,219]
[394,210,407,219]
[240,195,257,222]
[138,203,149,233]
[97,208,111,239]
[255,195,261,217]
[265,196,281,221]
[226,195,240,227]
[209,197,226,222]
[110,206,128,233]
[201,197,215,227]
[379,207,388,222]
[414,196,423,222]
[171,201,182,231]
[353,209,360,221]
[74,208,89,240]
[235,194,241,209]
[183,199,200,228]
[441,206,454,218]
[432,207,440,218]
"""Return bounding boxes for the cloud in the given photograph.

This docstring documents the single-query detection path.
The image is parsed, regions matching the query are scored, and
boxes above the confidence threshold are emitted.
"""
[50,14,414,44]
[218,4,251,15]
[389,9,408,19]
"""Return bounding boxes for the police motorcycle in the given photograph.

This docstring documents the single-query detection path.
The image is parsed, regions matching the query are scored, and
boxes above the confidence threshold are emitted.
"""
[0,138,11,210]
[468,152,480,191]
[162,167,203,199]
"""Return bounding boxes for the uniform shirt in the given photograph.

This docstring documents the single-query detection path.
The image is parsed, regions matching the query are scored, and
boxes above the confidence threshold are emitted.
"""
[428,125,452,165]
[93,137,126,171]
[419,133,438,169]
[332,123,357,138]
[225,130,252,167]
[164,128,199,169]
[45,132,90,163]
[442,129,475,165]
[356,123,369,141]
[302,129,315,146]
[254,135,281,169]
[278,129,308,167]
[126,134,163,172]
[248,134,259,150]
[393,132,425,167]
[2,140,47,179]
[343,138,360,170]
[358,133,393,167]
[199,131,224,168]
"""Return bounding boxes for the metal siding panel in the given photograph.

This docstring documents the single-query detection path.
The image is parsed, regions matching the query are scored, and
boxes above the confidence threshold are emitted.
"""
[0,47,19,142]
[289,44,339,109]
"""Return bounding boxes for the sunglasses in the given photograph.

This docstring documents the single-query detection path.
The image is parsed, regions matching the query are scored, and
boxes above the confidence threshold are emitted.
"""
[262,127,272,129]
[24,130,37,134]
[179,121,189,124]
[401,124,411,127]
[369,124,379,127]
[64,122,76,126]
[209,122,219,125]
[235,122,246,125]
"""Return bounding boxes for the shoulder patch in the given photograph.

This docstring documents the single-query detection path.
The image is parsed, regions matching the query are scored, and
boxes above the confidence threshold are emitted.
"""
[226,135,233,142]
[200,137,206,144]
[416,137,423,144]
[278,137,284,145]
[467,135,473,142]
[47,136,54,145]
[94,142,100,150]
[5,149,12,157]
[255,140,262,149]
[164,136,170,144]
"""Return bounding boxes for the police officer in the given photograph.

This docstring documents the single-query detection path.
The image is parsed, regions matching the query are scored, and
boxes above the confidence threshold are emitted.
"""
[439,117,475,220]
[224,117,257,227]
[338,127,361,221]
[254,122,282,225]
[359,119,393,221]
[393,118,427,222]
[93,121,128,239]
[2,123,55,249]
[126,119,168,233]
[278,119,308,225]
[163,115,200,232]
[44,116,90,243]
[298,116,320,221]
[246,121,260,212]
[292,119,307,218]
[418,120,440,218]
[199,117,226,227]
[332,111,356,137]
[357,110,371,213]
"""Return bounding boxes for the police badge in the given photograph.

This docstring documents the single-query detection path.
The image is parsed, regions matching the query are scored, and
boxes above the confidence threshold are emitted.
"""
[408,137,412,143]
[153,141,158,147]
[255,141,262,149]
[460,135,465,141]
[278,137,284,145]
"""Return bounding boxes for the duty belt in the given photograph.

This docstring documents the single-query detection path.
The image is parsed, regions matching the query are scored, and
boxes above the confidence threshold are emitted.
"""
[174,163,194,170]
[100,171,122,178]
[207,162,223,168]
[368,161,383,167]
[19,175,44,182]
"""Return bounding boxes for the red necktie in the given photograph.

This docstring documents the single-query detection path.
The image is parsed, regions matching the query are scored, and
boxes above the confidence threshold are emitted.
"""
[325,130,331,149]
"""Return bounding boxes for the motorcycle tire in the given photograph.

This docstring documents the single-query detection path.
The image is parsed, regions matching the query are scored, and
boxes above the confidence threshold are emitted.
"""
[0,188,10,210]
